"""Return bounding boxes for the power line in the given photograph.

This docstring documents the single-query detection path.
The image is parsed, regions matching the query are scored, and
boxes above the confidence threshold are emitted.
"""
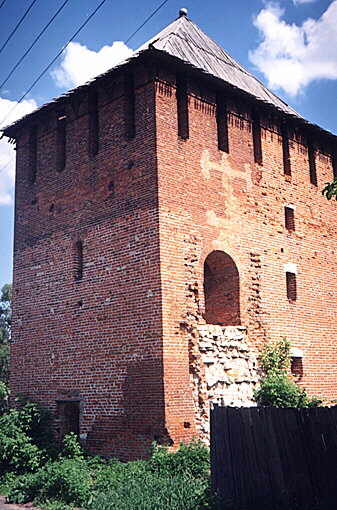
[0,0,109,129]
[0,0,39,57]
[0,0,71,93]
[0,0,7,12]
[125,0,170,44]
[0,0,171,130]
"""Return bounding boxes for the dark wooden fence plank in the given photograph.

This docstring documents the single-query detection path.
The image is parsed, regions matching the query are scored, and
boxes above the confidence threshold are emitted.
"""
[211,406,337,510]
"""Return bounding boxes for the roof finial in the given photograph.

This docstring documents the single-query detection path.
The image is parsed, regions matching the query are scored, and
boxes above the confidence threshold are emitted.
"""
[179,7,188,17]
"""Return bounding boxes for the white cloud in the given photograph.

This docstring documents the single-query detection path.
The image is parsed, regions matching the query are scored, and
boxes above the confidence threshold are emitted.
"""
[0,97,37,205]
[250,1,337,95]
[293,0,317,5]
[52,41,133,89]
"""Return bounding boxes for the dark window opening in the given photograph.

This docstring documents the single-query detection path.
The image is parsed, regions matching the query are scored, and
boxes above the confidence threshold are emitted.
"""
[282,126,291,176]
[88,89,99,156]
[204,250,240,326]
[252,112,263,165]
[332,151,337,180]
[216,95,229,153]
[176,74,189,140]
[57,401,80,439]
[291,357,303,380]
[284,206,295,231]
[124,72,135,140]
[286,272,297,301]
[74,240,83,281]
[57,116,66,172]
[308,144,317,186]
[29,126,37,184]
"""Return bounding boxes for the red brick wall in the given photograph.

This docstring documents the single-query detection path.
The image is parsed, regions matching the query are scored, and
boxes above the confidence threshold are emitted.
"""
[154,69,337,445]
[11,66,166,460]
[10,60,337,458]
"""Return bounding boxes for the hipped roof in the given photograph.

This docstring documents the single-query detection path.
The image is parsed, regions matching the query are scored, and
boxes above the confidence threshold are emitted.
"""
[3,12,336,144]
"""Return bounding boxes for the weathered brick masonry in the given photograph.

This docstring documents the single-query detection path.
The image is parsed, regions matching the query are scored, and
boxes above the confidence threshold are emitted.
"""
[4,11,337,458]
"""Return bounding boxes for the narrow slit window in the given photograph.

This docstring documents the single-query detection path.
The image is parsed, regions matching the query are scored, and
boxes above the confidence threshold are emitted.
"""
[308,144,317,186]
[216,95,229,153]
[286,272,297,301]
[252,112,262,165]
[29,126,37,184]
[282,126,291,176]
[88,89,99,156]
[74,240,83,281]
[124,73,135,140]
[57,116,66,172]
[176,74,189,140]
[284,206,295,231]
[332,151,337,180]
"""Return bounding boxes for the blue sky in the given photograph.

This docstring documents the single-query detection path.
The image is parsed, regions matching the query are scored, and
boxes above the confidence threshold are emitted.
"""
[0,0,336,288]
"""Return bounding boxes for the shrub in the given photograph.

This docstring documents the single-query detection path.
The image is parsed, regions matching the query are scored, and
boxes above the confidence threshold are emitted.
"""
[90,471,209,510]
[6,458,92,507]
[0,381,9,414]
[254,372,320,408]
[60,432,84,460]
[148,441,210,479]
[0,409,44,473]
[254,338,321,408]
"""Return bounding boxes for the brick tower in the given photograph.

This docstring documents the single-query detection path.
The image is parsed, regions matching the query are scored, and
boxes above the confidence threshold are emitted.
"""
[4,10,337,459]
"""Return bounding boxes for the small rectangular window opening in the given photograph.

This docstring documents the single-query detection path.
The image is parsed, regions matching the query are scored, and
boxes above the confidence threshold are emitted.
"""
[308,143,317,186]
[282,126,291,176]
[284,206,295,231]
[124,73,135,140]
[216,95,229,153]
[286,272,297,301]
[88,89,99,156]
[74,240,83,281]
[29,127,37,184]
[252,112,263,165]
[176,74,189,140]
[57,116,66,172]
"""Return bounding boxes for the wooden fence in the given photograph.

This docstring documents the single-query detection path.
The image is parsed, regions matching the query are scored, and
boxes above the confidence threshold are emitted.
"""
[210,405,337,510]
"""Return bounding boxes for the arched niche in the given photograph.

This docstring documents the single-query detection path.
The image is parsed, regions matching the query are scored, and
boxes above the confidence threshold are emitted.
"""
[203,250,240,326]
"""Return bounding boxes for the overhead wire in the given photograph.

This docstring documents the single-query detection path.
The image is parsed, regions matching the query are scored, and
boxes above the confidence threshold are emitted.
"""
[0,0,71,93]
[0,0,7,13]
[0,0,109,130]
[0,0,171,141]
[0,0,39,57]
[125,0,169,44]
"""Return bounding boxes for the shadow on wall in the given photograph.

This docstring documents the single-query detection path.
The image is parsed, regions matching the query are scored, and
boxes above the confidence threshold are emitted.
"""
[203,250,240,326]
[85,359,166,460]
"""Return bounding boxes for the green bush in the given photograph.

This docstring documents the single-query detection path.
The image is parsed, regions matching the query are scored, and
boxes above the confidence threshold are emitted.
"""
[6,458,92,507]
[60,432,84,460]
[0,408,44,473]
[0,400,59,474]
[254,372,320,408]
[91,471,209,510]
[0,381,9,414]
[4,440,212,510]
[148,441,209,479]
[254,338,321,408]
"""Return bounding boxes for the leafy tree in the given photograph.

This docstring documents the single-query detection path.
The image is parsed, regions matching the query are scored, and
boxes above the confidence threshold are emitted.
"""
[0,284,11,392]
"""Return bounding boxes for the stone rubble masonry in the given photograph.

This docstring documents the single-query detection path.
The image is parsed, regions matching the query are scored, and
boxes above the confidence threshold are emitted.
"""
[9,60,337,460]
[191,325,259,442]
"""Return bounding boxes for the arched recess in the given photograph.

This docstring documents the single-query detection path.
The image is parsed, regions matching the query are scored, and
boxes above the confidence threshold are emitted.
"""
[203,250,240,326]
